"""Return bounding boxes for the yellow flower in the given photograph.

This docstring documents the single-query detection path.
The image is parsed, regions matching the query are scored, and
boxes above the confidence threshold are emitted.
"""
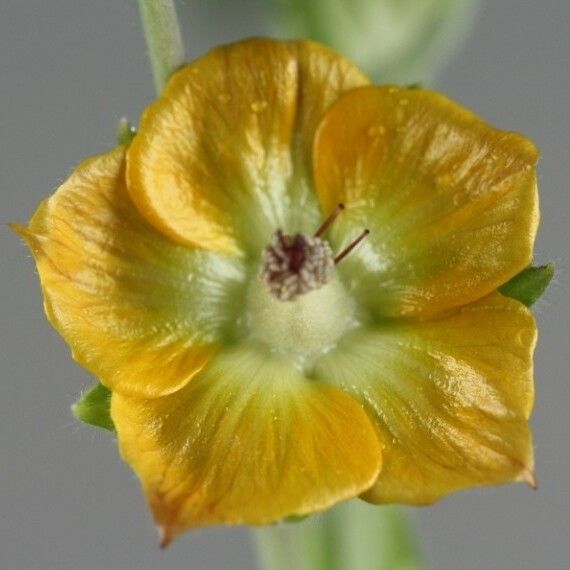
[15,38,539,544]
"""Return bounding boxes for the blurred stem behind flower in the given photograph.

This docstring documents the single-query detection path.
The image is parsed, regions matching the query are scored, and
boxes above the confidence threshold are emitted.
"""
[256,502,422,570]
[270,0,479,83]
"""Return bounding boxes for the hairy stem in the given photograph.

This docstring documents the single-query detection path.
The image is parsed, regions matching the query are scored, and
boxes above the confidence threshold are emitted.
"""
[137,0,185,92]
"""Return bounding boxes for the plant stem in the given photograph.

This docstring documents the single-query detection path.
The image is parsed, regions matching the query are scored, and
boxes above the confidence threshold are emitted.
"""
[254,525,303,570]
[136,0,185,93]
[252,502,422,570]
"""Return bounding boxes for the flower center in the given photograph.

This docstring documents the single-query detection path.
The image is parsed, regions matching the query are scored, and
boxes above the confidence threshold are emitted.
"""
[258,204,369,302]
[244,205,369,368]
[259,231,335,302]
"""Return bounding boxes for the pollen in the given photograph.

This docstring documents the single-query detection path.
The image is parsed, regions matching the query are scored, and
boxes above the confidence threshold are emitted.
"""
[259,231,334,302]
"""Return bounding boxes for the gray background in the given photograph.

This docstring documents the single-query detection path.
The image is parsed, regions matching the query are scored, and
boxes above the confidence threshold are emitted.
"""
[1,1,568,568]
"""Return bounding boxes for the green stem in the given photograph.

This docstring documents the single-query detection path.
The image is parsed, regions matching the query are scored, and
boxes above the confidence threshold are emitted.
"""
[136,0,185,92]
[252,502,422,570]
[254,525,302,570]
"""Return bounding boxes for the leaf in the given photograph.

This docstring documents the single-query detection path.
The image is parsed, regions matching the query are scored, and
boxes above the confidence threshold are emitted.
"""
[499,263,555,307]
[270,0,479,83]
[72,383,115,432]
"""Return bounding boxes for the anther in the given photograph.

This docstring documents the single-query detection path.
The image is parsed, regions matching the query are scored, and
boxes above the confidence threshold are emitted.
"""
[334,229,370,264]
[259,207,368,301]
[259,231,334,301]
[276,229,288,251]
[314,203,344,237]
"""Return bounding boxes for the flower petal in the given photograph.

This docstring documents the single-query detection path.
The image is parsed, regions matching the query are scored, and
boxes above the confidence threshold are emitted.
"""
[111,343,382,540]
[14,147,245,398]
[313,293,536,504]
[127,38,369,254]
[313,86,539,317]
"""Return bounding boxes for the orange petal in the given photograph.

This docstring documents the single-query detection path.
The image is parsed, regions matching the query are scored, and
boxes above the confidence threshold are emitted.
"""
[313,293,536,504]
[14,147,245,398]
[127,38,369,254]
[111,343,382,539]
[313,86,539,317]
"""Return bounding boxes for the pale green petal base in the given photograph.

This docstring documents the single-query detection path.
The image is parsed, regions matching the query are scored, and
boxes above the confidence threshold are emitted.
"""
[71,262,552,433]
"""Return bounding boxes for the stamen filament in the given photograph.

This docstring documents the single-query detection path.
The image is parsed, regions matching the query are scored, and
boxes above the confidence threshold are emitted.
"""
[334,229,370,264]
[314,203,344,237]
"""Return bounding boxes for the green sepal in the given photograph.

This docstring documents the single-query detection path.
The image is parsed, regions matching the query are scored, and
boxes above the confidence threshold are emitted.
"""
[117,117,136,146]
[72,383,115,432]
[499,263,555,307]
